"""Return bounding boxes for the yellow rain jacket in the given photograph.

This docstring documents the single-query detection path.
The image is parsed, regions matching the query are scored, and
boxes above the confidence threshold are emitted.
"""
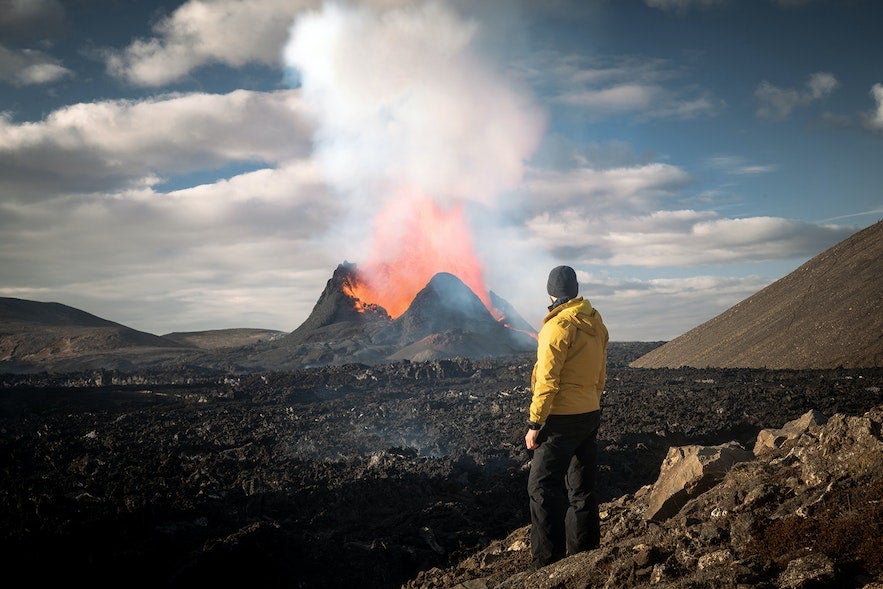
[529,297,609,424]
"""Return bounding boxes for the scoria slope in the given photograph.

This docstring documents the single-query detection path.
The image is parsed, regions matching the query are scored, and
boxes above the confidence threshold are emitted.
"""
[631,220,883,369]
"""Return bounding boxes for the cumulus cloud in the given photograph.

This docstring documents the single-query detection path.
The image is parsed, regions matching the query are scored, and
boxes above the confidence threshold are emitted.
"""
[558,84,658,111]
[0,89,313,199]
[105,0,317,86]
[2,0,864,342]
[0,45,72,86]
[104,0,416,86]
[516,163,691,218]
[0,0,69,86]
[755,72,839,120]
[0,160,341,334]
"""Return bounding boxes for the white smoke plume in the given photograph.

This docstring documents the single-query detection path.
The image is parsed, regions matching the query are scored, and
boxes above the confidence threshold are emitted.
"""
[283,1,546,213]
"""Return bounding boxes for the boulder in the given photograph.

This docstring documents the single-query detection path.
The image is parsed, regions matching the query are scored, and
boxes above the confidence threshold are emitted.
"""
[754,409,827,456]
[790,407,883,487]
[644,442,753,522]
[776,553,836,589]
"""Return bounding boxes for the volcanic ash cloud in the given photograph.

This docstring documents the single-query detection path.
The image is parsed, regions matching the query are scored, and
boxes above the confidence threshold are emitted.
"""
[283,1,546,315]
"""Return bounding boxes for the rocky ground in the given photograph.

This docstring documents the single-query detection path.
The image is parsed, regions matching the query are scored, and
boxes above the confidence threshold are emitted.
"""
[1,343,881,588]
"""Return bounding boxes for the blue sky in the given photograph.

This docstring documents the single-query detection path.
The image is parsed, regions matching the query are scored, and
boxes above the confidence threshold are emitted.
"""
[1,0,880,341]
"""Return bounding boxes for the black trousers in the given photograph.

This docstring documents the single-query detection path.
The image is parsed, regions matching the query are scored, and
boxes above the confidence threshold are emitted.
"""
[527,410,601,566]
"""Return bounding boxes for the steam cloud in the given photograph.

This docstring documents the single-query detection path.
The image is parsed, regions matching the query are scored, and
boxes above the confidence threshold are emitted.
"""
[283,0,546,223]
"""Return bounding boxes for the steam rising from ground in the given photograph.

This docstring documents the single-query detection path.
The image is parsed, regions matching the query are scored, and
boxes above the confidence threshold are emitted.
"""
[283,1,546,312]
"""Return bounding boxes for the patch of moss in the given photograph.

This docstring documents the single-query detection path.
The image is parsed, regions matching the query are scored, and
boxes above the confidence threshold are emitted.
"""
[745,476,883,576]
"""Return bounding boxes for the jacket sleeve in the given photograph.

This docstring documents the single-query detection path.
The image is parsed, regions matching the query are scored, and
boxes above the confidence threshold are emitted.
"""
[529,319,571,423]
[596,321,609,393]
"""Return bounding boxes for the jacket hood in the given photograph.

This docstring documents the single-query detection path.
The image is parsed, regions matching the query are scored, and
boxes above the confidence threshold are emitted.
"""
[543,296,602,337]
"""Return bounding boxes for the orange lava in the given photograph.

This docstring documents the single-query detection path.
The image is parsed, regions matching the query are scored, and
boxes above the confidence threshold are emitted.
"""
[346,191,496,319]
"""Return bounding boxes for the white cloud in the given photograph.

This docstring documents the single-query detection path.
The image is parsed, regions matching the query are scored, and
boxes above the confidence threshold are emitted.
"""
[517,163,691,217]
[863,83,883,132]
[2,0,867,345]
[0,89,313,199]
[705,155,778,176]
[104,0,417,86]
[558,83,658,110]
[538,52,722,120]
[485,260,777,341]
[0,44,72,86]
[525,211,855,267]
[755,72,839,120]
[0,160,342,334]
[105,0,318,86]
[0,0,69,86]
[586,272,771,341]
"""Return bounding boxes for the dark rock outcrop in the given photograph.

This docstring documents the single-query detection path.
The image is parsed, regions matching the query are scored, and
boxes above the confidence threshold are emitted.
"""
[643,441,753,522]
[284,261,391,343]
[407,403,883,588]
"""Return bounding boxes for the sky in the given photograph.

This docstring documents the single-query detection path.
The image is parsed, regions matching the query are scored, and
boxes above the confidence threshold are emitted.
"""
[0,0,881,342]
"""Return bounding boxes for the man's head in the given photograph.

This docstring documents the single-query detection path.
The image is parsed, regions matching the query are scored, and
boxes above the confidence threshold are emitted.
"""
[547,265,578,300]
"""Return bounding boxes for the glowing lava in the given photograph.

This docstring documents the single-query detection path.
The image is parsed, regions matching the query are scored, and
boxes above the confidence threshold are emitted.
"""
[345,190,497,319]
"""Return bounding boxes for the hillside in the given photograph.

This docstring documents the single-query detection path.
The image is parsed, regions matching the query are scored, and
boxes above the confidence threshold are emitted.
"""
[162,328,285,349]
[631,220,883,369]
[0,297,189,371]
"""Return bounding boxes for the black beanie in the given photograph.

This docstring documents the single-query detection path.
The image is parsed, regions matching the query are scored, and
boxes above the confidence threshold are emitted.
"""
[547,265,578,299]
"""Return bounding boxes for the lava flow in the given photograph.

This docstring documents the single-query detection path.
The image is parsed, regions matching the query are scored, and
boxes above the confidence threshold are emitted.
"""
[344,191,498,319]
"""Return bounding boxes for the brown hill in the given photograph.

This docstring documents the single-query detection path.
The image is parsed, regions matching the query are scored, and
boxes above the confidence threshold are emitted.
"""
[631,220,883,369]
[0,297,188,371]
[162,328,285,349]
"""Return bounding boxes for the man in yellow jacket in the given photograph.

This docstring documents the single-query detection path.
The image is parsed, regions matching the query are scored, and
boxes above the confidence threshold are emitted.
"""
[525,265,609,570]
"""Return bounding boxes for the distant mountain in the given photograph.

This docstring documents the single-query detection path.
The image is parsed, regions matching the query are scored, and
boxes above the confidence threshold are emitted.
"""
[631,220,883,369]
[0,297,189,372]
[162,328,285,350]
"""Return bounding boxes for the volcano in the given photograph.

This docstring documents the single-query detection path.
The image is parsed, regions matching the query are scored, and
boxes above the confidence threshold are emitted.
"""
[259,262,537,367]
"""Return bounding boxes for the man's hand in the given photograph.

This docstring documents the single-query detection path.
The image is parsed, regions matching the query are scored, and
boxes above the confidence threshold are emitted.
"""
[525,428,540,450]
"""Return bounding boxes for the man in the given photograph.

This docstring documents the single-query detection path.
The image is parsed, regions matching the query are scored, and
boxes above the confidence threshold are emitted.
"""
[525,265,609,570]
